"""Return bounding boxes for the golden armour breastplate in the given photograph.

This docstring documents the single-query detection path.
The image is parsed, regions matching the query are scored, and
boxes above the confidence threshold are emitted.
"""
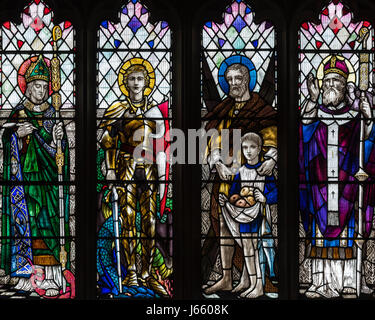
[100,100,157,157]
[119,116,156,149]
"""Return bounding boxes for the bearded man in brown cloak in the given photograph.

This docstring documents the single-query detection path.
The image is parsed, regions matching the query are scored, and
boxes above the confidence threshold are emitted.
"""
[202,61,277,295]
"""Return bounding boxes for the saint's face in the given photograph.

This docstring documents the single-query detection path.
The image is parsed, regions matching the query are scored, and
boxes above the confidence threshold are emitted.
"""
[126,71,146,97]
[29,80,49,105]
[321,73,346,107]
[226,68,248,100]
[242,140,261,163]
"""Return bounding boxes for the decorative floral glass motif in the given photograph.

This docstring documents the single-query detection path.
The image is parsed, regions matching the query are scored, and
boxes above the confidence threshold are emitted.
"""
[0,0,76,299]
[96,0,173,298]
[201,0,278,299]
[298,0,375,298]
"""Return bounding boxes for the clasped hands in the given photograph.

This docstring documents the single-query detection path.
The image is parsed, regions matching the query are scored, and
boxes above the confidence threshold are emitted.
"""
[16,121,64,144]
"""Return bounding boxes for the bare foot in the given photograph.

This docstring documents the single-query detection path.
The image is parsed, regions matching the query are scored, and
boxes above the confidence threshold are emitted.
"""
[239,282,256,298]
[204,277,232,295]
[244,283,263,299]
[232,267,249,293]
[231,280,250,293]
[305,291,321,298]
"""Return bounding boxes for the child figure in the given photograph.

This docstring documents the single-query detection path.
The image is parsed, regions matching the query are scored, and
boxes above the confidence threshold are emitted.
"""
[217,132,277,298]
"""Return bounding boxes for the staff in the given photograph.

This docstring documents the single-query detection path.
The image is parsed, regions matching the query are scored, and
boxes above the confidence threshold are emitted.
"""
[52,25,67,293]
[355,26,370,297]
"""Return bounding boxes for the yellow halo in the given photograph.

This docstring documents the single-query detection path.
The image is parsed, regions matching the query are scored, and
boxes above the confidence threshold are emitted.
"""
[316,55,356,88]
[118,57,156,97]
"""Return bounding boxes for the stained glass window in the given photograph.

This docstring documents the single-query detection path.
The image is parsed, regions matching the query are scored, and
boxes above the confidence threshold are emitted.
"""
[298,0,375,298]
[96,0,173,298]
[0,0,76,299]
[200,0,278,299]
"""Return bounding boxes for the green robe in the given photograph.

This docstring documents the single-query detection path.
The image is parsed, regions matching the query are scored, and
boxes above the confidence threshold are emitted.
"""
[0,102,70,275]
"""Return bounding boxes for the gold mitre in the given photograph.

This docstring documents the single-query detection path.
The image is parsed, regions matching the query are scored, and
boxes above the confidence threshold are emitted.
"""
[25,55,50,83]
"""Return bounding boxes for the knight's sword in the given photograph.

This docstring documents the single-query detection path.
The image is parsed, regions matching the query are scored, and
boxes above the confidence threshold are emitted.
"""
[52,25,67,293]
[355,26,370,297]
[111,186,123,294]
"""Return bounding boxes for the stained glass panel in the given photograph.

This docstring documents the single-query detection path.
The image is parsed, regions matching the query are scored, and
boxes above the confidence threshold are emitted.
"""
[96,0,173,299]
[201,0,278,299]
[0,0,76,299]
[298,0,375,298]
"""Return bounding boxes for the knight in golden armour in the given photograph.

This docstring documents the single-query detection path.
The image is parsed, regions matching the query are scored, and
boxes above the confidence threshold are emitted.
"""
[99,58,169,297]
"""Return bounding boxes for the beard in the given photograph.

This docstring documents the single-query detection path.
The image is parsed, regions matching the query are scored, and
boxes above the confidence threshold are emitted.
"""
[229,84,247,100]
[322,87,345,107]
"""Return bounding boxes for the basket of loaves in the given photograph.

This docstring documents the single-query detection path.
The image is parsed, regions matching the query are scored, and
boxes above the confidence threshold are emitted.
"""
[224,186,261,223]
[229,186,257,207]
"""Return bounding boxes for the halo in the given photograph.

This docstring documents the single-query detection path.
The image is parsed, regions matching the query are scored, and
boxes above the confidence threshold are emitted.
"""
[17,56,53,96]
[218,55,257,95]
[118,57,155,97]
[316,55,356,87]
